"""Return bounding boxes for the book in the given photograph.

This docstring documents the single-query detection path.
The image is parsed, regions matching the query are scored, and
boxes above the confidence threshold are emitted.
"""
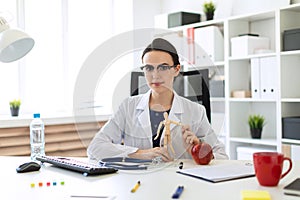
[284,178,300,196]
[177,161,255,183]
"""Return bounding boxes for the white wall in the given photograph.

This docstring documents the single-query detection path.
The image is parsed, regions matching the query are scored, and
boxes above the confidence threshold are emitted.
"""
[133,0,162,28]
[159,0,291,20]
[132,0,294,29]
[231,0,290,16]
[160,0,204,14]
[160,0,231,20]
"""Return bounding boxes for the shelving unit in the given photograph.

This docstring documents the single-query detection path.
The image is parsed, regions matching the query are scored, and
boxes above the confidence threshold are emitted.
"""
[157,3,300,159]
[225,9,280,159]
[279,5,300,152]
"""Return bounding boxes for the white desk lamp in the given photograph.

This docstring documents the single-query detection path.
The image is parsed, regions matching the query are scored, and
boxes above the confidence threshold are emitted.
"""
[0,16,34,62]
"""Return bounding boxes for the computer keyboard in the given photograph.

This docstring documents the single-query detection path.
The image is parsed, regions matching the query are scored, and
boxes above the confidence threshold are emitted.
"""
[36,155,118,176]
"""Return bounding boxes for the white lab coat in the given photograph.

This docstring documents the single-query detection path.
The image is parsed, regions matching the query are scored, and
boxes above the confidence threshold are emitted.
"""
[87,90,228,161]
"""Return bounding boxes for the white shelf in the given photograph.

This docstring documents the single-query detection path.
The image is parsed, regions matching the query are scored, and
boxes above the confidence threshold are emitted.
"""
[229,53,277,61]
[213,61,225,66]
[282,138,300,145]
[281,50,300,56]
[164,3,300,159]
[229,98,276,103]
[281,3,300,11]
[193,18,224,27]
[230,137,277,146]
[169,18,225,31]
[198,63,224,69]
[211,97,225,102]
[281,98,300,103]
[226,4,300,158]
[228,10,275,21]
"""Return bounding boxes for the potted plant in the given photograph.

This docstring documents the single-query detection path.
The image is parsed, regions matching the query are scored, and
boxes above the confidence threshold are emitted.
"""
[248,114,265,139]
[203,1,216,21]
[9,99,21,117]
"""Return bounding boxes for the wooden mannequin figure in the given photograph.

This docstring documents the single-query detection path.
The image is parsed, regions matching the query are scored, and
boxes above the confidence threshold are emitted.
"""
[154,112,182,155]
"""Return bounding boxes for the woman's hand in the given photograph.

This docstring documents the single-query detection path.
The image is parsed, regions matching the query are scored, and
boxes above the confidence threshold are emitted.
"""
[181,125,200,152]
[128,147,173,162]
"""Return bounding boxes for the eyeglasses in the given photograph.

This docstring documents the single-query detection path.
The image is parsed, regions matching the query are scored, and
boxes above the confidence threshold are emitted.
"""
[140,64,177,73]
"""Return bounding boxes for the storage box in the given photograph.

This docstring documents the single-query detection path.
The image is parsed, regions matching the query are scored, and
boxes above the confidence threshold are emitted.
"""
[231,36,269,57]
[236,146,275,160]
[231,90,251,98]
[168,12,201,28]
[283,28,300,51]
[282,117,300,140]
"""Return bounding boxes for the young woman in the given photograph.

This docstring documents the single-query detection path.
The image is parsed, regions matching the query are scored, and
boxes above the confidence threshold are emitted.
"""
[87,38,228,162]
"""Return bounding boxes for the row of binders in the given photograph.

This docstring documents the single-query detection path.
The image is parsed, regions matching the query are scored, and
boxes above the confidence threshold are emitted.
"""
[181,25,277,100]
[251,56,277,99]
[189,25,277,100]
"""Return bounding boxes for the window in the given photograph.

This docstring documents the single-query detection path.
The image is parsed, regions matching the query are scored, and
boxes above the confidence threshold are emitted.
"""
[0,0,18,115]
[23,0,64,114]
[0,0,134,116]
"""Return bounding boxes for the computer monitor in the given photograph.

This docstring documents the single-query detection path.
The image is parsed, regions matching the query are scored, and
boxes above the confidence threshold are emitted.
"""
[130,68,211,122]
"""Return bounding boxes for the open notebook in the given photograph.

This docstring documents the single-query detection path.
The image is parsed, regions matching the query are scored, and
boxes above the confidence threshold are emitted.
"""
[177,161,255,183]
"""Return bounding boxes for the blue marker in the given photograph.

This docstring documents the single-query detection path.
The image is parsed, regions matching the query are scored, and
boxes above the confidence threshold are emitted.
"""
[172,186,184,199]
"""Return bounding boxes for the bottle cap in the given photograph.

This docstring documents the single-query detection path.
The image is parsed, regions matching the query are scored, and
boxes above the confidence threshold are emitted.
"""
[33,113,40,118]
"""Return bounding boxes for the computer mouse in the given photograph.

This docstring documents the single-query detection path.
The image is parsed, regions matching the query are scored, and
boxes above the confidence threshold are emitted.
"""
[16,161,41,173]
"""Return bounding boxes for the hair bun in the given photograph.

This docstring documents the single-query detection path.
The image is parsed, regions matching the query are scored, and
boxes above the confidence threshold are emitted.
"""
[142,38,180,65]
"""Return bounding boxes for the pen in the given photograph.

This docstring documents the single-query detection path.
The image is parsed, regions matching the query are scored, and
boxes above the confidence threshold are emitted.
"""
[121,132,125,145]
[172,186,184,199]
[131,181,141,193]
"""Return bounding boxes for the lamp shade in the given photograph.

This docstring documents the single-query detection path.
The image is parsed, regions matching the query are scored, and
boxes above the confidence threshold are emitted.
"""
[0,17,34,63]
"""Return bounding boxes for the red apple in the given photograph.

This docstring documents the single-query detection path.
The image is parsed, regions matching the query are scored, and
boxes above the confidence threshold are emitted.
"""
[190,142,213,165]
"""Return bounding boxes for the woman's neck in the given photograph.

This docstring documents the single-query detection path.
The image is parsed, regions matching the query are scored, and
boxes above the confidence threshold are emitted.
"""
[149,90,174,112]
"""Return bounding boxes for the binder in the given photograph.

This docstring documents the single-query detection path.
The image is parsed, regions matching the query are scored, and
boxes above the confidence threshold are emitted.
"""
[251,58,261,99]
[260,56,277,99]
[250,56,277,100]
[194,26,224,64]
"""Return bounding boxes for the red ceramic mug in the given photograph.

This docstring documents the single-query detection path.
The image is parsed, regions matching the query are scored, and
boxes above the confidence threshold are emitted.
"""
[253,152,292,186]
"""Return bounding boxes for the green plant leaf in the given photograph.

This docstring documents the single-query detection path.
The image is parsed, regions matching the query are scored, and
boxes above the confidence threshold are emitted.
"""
[9,99,21,108]
[248,114,265,129]
[203,1,216,13]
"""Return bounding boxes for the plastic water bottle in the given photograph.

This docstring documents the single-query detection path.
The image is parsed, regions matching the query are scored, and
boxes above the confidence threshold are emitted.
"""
[30,113,45,160]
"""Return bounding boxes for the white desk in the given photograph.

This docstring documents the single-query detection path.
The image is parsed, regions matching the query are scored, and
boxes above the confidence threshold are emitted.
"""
[2,156,299,200]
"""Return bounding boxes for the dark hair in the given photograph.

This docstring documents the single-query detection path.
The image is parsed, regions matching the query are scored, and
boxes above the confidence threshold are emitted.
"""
[141,38,180,66]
